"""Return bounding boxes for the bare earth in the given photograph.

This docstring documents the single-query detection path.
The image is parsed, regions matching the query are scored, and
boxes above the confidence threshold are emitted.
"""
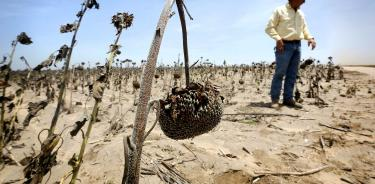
[1,66,374,184]
[344,67,375,79]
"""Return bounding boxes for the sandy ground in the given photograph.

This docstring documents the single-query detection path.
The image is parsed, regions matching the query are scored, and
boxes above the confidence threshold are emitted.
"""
[1,66,374,184]
[344,67,375,78]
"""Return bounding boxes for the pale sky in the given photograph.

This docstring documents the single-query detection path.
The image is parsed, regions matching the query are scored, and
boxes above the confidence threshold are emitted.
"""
[0,0,374,70]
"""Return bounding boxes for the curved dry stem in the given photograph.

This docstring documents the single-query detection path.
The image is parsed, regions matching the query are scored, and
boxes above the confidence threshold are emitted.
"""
[38,129,50,145]
[143,100,161,142]
[176,0,190,86]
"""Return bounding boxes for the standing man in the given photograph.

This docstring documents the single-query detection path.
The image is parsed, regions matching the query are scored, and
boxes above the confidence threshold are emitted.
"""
[266,0,316,109]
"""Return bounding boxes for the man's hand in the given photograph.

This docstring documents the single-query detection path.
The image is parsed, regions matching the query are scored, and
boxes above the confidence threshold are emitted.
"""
[308,38,316,50]
[276,39,284,53]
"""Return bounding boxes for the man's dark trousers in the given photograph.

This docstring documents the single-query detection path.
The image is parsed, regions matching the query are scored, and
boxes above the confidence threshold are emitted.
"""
[270,41,301,102]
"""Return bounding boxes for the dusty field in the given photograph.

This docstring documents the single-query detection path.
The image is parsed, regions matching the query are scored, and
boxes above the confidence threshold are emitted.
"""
[344,67,375,79]
[1,66,374,184]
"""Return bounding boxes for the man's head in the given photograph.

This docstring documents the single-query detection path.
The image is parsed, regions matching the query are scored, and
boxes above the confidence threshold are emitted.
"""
[289,0,305,9]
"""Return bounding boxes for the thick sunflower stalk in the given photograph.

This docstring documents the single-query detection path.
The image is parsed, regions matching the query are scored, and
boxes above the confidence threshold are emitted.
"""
[122,0,176,183]
[0,32,32,164]
[69,12,133,184]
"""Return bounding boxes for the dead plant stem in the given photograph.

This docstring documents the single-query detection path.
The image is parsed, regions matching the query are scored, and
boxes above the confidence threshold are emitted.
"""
[0,41,17,163]
[123,0,175,183]
[49,3,88,136]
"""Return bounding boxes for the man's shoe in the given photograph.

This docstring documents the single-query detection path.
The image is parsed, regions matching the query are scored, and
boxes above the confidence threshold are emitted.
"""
[283,100,303,109]
[270,101,281,109]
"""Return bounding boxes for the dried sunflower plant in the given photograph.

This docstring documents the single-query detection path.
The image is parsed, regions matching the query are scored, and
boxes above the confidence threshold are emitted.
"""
[49,0,99,136]
[0,32,32,164]
[22,1,99,183]
[122,0,223,183]
[67,11,133,184]
[3,56,35,156]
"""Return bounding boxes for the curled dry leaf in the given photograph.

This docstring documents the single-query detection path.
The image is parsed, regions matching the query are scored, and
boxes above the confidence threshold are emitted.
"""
[60,23,78,33]
[70,118,87,137]
[93,81,105,101]
[55,44,69,62]
[33,54,55,71]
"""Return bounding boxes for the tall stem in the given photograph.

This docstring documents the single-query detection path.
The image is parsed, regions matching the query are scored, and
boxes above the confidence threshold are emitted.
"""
[49,5,88,136]
[69,101,98,184]
[0,41,17,163]
[123,0,175,183]
[70,30,123,184]
[176,0,190,86]
[69,67,75,113]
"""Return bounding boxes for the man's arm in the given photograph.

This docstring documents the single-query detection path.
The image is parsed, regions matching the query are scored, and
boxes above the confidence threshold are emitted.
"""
[266,9,285,52]
[302,15,316,50]
[303,22,313,40]
[265,10,281,41]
